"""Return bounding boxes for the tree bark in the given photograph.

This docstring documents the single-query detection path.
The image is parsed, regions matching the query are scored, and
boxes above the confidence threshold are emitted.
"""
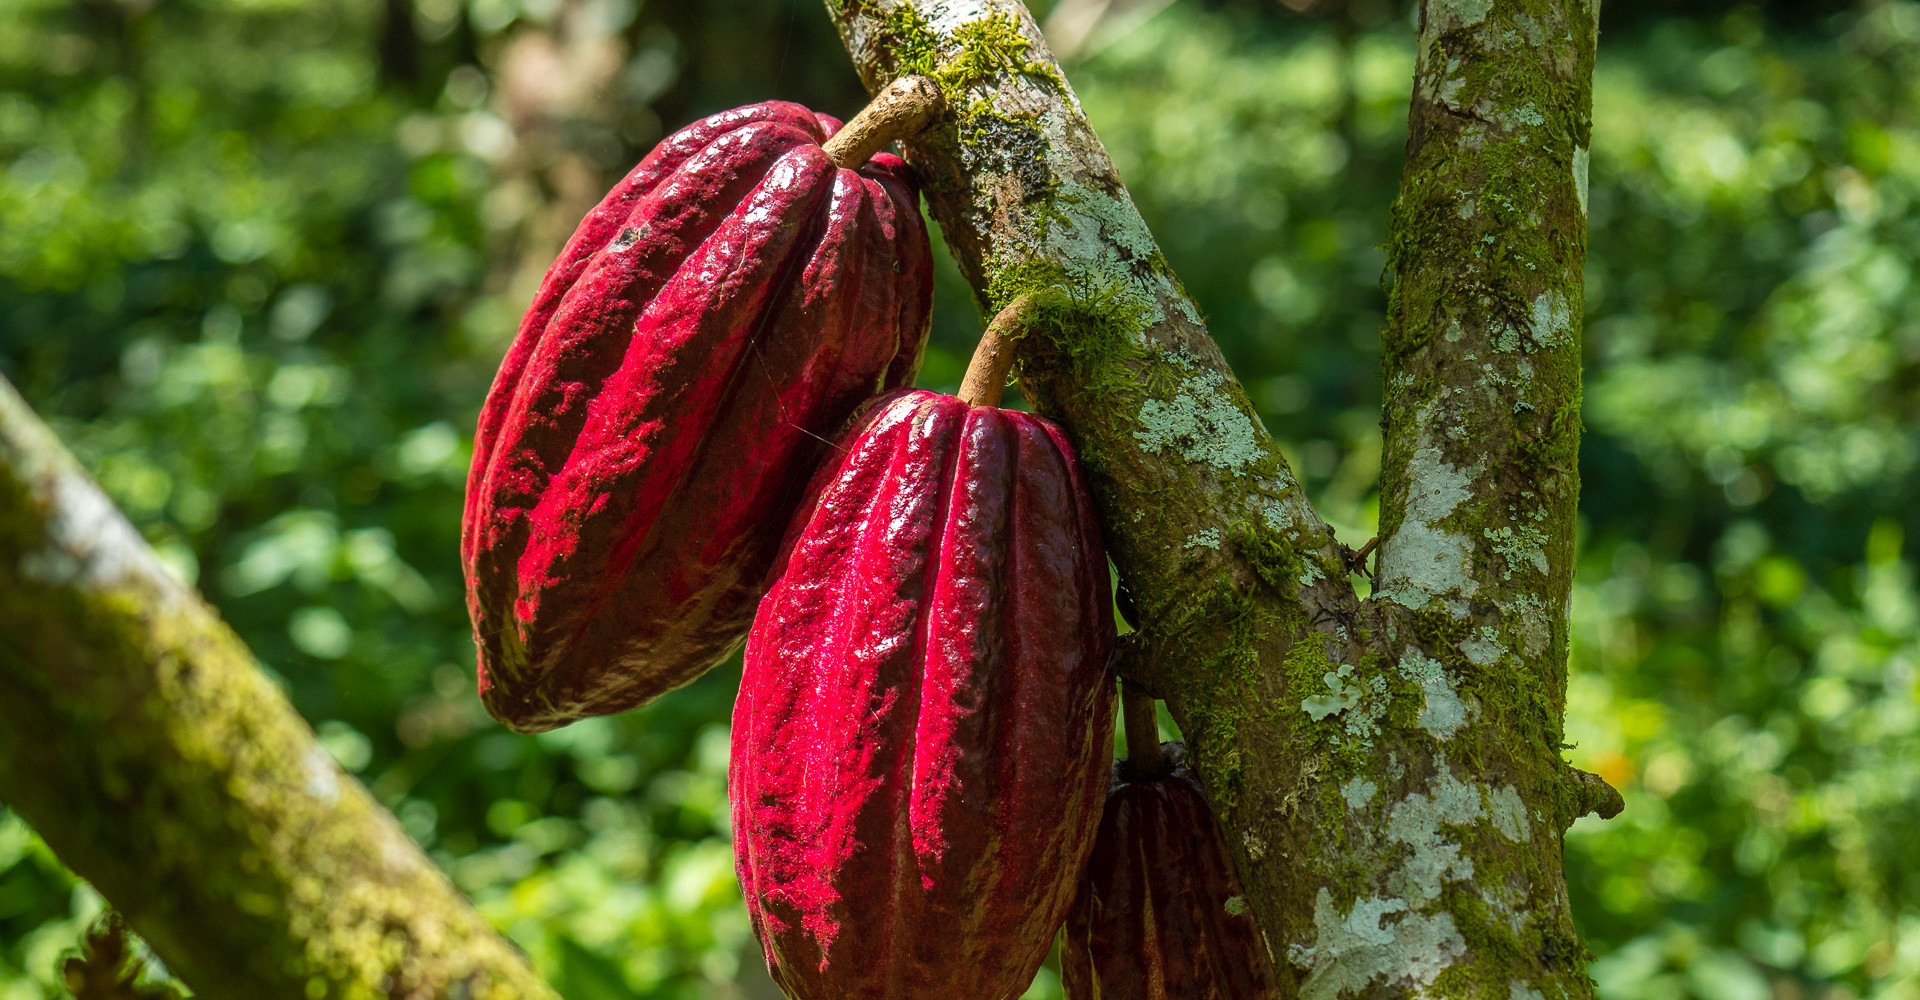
[0,376,556,1000]
[823,1,1620,995]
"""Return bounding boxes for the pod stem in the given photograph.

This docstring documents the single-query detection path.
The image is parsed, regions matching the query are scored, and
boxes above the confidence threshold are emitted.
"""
[1121,682,1166,778]
[957,295,1037,408]
[822,75,946,169]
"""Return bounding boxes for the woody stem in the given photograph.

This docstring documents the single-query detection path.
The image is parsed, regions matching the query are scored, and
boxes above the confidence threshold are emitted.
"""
[957,294,1036,408]
[1121,682,1165,778]
[821,75,946,169]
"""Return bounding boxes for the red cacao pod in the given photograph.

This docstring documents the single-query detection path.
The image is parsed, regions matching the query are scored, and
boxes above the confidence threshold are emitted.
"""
[731,387,1117,1000]
[1063,742,1279,1000]
[462,101,932,733]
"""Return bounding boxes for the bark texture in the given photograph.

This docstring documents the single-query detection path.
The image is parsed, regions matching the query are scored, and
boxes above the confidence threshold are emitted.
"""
[0,375,556,1000]
[824,1,1619,996]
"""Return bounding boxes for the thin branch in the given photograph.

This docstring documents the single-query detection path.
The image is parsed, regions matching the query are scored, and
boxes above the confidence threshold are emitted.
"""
[1374,0,1593,650]
[0,376,556,1000]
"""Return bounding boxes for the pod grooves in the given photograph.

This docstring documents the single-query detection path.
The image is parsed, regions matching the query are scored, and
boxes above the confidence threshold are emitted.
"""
[733,388,1117,1000]
[463,101,932,733]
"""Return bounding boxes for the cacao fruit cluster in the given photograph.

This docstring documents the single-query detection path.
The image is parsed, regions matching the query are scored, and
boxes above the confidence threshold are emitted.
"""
[732,388,1117,999]
[464,81,1256,1000]
[1064,742,1280,1000]
[463,100,931,733]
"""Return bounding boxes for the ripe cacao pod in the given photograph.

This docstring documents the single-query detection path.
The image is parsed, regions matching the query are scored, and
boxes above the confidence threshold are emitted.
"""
[731,387,1117,1000]
[1063,742,1279,1000]
[463,101,932,733]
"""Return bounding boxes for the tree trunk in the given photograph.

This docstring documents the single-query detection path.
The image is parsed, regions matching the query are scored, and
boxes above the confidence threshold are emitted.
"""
[0,376,555,1000]
[823,0,1621,994]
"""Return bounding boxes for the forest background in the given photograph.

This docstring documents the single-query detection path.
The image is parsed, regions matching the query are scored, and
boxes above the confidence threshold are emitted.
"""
[0,0,1916,997]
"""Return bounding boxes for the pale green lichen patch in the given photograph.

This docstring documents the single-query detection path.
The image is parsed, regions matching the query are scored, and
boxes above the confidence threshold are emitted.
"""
[1186,527,1223,551]
[1461,626,1506,666]
[1287,755,1549,999]
[1484,523,1549,580]
[1133,363,1266,474]
[1024,174,1182,329]
[1385,759,1484,907]
[1291,889,1466,1000]
[1487,784,1531,843]
[1573,146,1590,215]
[1529,290,1574,348]
[1424,0,1494,41]
[1300,662,1389,746]
[1397,649,1473,740]
[1374,434,1479,612]
[1499,592,1552,656]
[1496,102,1546,131]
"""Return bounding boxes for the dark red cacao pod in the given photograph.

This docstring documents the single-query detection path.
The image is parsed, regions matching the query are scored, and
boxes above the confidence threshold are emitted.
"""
[731,388,1118,1000]
[1063,743,1279,1000]
[462,101,932,733]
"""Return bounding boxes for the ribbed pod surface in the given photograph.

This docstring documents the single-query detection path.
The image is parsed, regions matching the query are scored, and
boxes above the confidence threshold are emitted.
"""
[1063,744,1279,1000]
[732,388,1117,1000]
[462,102,932,733]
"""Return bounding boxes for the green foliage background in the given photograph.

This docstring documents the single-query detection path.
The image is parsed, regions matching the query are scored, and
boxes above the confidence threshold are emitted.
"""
[1,0,1918,997]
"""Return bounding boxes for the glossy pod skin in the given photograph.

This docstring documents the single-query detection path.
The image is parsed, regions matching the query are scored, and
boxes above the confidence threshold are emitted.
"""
[1063,742,1279,1000]
[462,102,932,733]
[732,388,1117,1000]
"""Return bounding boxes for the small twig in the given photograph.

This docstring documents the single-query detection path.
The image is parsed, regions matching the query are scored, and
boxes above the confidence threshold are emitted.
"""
[1346,535,1379,578]
[957,294,1038,407]
[821,75,945,169]
[1571,768,1625,821]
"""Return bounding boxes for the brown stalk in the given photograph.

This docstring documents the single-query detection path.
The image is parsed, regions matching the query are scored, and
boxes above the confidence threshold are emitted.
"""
[1121,682,1166,778]
[957,294,1038,407]
[821,75,945,169]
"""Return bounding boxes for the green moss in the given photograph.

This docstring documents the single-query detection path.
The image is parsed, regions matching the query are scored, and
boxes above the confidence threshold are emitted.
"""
[1160,579,1278,807]
[956,98,1058,208]
[0,400,554,1000]
[878,4,942,77]
[877,8,1062,95]
[998,263,1154,385]
[938,12,1064,92]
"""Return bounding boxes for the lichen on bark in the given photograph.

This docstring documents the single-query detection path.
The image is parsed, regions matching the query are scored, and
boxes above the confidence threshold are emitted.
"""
[826,1,1618,996]
[0,375,556,1000]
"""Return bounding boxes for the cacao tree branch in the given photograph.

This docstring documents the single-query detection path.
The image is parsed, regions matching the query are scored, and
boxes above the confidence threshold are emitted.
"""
[1376,0,1592,723]
[828,0,1616,995]
[823,0,1360,923]
[0,375,556,1000]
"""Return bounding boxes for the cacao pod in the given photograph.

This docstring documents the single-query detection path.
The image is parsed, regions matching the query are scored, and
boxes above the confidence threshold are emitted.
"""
[463,101,933,733]
[731,387,1117,1000]
[1063,742,1279,1000]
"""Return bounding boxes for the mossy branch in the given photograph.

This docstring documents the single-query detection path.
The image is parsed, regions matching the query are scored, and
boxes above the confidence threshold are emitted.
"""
[824,0,1354,788]
[826,0,1361,970]
[828,1,1610,995]
[0,375,556,1000]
